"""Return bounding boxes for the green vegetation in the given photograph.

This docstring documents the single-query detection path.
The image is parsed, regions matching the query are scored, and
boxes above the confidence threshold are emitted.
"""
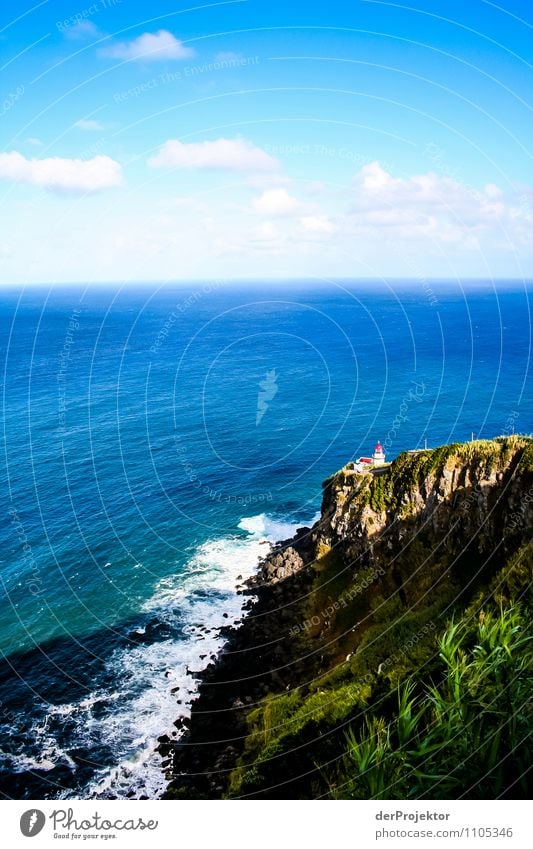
[227,589,454,797]
[369,470,394,512]
[227,539,532,798]
[390,434,532,491]
[333,601,531,799]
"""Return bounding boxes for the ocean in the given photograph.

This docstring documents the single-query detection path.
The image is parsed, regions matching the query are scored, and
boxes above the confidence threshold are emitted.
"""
[0,280,530,799]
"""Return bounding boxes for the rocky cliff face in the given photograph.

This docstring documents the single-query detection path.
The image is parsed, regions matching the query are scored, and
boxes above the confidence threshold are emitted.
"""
[311,438,532,618]
[319,439,531,559]
[163,436,533,799]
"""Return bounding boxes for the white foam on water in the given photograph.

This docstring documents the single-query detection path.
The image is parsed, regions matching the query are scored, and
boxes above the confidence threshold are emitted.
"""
[0,749,68,774]
[52,512,304,800]
[237,512,302,541]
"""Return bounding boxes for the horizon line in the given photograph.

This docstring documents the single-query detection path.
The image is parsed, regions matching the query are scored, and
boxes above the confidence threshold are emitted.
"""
[1,276,533,288]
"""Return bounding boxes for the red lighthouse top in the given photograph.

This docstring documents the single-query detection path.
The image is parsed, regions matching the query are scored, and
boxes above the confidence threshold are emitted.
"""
[374,442,384,453]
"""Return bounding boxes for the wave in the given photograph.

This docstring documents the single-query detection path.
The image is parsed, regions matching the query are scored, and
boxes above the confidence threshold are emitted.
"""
[48,512,305,799]
[237,512,306,541]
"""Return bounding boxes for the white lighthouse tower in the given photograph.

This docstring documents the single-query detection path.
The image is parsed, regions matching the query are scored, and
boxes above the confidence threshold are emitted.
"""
[372,440,386,466]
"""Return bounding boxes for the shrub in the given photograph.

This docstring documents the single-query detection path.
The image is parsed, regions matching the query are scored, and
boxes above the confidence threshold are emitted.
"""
[335,604,532,799]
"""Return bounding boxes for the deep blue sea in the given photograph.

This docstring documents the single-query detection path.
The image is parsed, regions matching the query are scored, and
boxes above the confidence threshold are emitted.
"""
[0,280,531,799]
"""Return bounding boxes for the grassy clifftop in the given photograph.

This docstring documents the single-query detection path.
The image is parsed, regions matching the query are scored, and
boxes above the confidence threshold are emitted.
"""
[164,436,533,800]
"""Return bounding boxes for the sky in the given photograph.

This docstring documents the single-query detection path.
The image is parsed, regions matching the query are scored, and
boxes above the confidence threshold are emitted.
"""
[0,0,532,283]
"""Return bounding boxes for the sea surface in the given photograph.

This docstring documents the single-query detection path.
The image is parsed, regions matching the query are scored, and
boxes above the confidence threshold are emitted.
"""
[0,279,531,799]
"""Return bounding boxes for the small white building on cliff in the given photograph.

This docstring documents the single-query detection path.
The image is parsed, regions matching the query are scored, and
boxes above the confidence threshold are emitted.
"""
[351,441,387,473]
[372,441,386,466]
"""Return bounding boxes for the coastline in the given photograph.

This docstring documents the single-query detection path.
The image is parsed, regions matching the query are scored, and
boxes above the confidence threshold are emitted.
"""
[159,436,533,800]
[157,524,318,797]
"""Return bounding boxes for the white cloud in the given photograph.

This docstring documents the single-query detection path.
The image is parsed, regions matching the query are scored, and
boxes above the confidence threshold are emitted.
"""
[100,30,194,62]
[252,188,304,216]
[0,152,123,194]
[148,137,279,172]
[300,214,333,233]
[75,119,104,131]
[25,138,43,147]
[354,161,488,220]
[1,154,530,284]
[64,20,101,41]
[350,161,531,245]
[357,161,391,193]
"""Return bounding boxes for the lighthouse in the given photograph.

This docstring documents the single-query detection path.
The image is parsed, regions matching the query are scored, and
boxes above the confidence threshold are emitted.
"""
[372,440,386,466]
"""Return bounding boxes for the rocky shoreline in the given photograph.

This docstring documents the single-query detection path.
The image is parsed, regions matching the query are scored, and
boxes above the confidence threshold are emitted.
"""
[158,525,318,797]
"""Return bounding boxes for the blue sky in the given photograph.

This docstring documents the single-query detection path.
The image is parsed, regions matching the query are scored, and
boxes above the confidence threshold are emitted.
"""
[1,0,532,282]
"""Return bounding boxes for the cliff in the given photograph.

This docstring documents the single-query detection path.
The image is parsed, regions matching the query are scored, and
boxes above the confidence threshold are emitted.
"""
[162,436,533,799]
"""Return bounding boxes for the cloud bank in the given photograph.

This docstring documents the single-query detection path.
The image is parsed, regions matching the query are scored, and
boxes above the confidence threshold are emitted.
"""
[0,152,123,193]
[148,138,280,172]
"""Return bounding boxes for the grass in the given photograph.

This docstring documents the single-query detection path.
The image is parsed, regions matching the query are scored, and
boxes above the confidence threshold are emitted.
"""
[333,602,532,799]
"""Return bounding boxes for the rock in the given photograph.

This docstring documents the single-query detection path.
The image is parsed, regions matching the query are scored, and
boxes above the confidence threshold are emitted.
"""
[257,545,305,584]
